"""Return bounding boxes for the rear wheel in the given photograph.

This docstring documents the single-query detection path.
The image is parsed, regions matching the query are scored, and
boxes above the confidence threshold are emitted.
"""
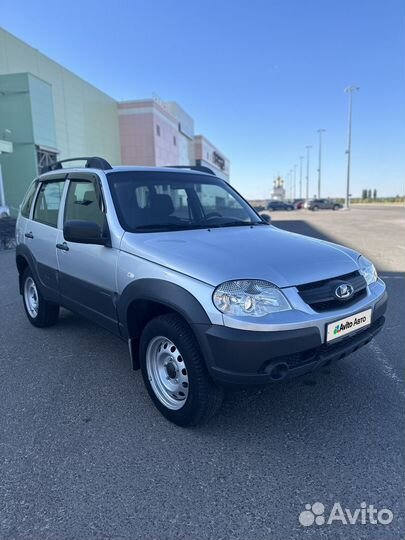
[333,204,340,211]
[140,313,223,426]
[312,205,319,211]
[22,267,59,327]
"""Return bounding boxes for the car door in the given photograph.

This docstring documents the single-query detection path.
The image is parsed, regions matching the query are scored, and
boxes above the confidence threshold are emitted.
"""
[321,199,331,209]
[26,174,67,302]
[56,172,119,334]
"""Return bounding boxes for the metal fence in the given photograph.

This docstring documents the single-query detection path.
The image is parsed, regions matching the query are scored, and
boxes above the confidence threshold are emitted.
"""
[0,217,16,250]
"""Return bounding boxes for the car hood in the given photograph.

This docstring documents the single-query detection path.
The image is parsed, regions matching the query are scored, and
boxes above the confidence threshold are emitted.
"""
[121,225,360,288]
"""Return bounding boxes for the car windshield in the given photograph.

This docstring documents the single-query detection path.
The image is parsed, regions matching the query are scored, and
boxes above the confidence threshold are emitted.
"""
[106,171,264,232]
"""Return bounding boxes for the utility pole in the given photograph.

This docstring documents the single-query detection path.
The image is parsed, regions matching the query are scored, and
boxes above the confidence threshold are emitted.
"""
[317,129,326,198]
[290,169,294,201]
[299,156,304,198]
[293,164,297,199]
[305,146,312,202]
[344,86,359,209]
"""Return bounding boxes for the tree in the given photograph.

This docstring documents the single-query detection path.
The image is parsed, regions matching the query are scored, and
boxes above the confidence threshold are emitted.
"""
[373,189,377,199]
[367,189,372,199]
[362,189,368,200]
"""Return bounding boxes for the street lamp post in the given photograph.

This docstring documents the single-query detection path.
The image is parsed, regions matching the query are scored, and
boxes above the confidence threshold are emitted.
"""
[290,169,294,200]
[305,146,312,202]
[317,129,326,198]
[344,86,359,209]
[299,156,304,198]
[293,164,297,199]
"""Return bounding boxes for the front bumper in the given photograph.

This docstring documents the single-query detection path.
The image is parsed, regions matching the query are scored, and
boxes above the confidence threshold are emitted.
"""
[195,289,388,386]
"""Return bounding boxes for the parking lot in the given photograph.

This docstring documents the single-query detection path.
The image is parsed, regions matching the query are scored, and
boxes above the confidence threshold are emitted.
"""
[0,205,404,540]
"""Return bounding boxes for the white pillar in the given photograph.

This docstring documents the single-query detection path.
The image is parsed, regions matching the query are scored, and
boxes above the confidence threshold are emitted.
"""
[0,162,6,207]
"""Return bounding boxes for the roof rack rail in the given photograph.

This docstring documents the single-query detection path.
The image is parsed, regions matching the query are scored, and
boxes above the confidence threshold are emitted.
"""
[43,156,113,173]
[165,165,216,176]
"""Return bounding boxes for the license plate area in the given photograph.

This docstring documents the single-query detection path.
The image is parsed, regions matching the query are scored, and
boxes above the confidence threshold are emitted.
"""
[326,308,372,343]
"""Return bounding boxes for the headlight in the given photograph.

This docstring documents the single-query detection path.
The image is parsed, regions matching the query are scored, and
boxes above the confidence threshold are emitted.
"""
[213,280,291,317]
[358,255,378,285]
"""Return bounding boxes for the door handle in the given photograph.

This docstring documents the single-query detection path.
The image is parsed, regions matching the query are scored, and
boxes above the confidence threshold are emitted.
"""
[56,242,69,252]
[25,232,34,239]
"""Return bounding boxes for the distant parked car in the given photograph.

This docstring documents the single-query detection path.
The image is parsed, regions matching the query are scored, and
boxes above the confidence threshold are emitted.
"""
[267,200,294,211]
[293,199,305,209]
[305,199,342,211]
[0,204,10,218]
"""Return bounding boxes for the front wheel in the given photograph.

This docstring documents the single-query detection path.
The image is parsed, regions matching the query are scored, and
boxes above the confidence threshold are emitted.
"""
[312,205,319,211]
[140,313,223,426]
[22,267,59,327]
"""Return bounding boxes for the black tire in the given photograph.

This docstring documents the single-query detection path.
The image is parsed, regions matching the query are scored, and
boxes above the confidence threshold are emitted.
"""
[312,205,319,211]
[140,313,224,427]
[333,205,340,211]
[22,267,59,328]
[268,207,274,212]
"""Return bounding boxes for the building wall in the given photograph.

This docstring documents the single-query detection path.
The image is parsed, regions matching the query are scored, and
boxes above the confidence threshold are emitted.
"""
[194,135,230,181]
[119,102,157,166]
[29,74,57,149]
[165,101,195,164]
[0,73,56,211]
[118,100,232,180]
[0,28,121,165]
[118,99,185,167]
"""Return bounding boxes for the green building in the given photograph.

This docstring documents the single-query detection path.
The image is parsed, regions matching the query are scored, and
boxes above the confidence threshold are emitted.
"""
[0,28,121,214]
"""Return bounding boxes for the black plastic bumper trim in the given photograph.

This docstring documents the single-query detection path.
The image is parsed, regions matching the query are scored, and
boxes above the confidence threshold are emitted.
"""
[196,291,388,385]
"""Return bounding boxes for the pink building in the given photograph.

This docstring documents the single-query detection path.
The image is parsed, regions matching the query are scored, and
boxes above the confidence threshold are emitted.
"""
[194,135,230,180]
[118,98,230,181]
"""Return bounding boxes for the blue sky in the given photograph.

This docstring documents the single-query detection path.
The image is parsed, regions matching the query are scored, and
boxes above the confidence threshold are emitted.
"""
[2,0,404,198]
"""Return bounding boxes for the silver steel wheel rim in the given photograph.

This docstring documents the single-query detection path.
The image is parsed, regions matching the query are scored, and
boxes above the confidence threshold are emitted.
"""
[24,276,39,318]
[146,336,189,410]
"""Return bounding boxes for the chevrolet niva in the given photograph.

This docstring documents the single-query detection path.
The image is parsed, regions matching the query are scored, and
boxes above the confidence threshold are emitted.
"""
[16,157,387,426]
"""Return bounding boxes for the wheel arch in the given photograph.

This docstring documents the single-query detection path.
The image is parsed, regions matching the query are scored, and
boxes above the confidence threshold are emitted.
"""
[16,245,36,294]
[117,279,212,370]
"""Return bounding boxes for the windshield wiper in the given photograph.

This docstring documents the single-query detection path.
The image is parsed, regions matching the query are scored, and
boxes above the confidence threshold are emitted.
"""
[135,223,194,231]
[135,220,267,232]
[206,221,265,228]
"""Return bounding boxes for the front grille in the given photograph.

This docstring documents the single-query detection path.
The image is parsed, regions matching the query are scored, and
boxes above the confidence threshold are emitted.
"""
[297,271,367,312]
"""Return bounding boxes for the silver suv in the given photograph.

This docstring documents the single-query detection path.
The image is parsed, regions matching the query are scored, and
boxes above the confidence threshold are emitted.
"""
[16,157,387,426]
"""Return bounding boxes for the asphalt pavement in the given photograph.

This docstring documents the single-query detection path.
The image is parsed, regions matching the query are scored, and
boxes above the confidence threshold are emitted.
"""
[0,205,404,540]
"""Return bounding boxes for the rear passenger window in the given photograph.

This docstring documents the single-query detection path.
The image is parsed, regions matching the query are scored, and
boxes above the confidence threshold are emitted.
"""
[64,180,105,228]
[33,181,64,227]
[21,182,38,218]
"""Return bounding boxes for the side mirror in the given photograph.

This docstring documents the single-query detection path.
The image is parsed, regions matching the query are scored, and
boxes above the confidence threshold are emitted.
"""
[260,213,271,223]
[63,220,108,245]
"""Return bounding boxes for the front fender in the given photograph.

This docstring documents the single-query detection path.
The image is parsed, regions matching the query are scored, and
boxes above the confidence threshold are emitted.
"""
[117,278,211,339]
